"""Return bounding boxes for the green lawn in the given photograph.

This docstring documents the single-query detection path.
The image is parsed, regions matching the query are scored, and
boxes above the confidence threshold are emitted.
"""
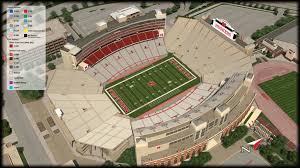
[105,56,200,118]
[222,125,248,148]
[259,71,297,122]
[116,147,136,166]
[17,147,28,166]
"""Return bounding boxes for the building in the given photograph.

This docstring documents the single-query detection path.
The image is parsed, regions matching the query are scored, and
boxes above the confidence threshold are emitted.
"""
[273,39,298,62]
[46,19,69,56]
[259,38,284,57]
[2,143,23,166]
[60,9,166,72]
[110,5,142,23]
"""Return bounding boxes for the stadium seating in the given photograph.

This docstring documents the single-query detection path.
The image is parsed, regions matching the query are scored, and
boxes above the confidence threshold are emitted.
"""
[85,37,167,84]
[76,19,165,62]
[83,30,160,66]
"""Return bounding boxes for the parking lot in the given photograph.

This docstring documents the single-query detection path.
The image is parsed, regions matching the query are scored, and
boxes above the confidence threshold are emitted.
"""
[194,4,281,38]
[275,25,298,45]
[71,2,173,37]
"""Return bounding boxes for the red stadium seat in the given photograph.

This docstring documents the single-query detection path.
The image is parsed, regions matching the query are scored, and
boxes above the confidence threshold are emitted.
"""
[101,46,111,55]
[138,32,147,41]
[153,31,159,37]
[86,54,98,65]
[108,43,118,53]
[145,31,154,39]
[130,34,139,43]
[84,59,93,65]
[115,40,125,49]
[93,49,105,60]
[123,36,133,46]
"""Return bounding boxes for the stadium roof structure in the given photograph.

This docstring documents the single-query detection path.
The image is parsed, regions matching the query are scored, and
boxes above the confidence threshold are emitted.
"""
[46,69,132,149]
[110,5,141,20]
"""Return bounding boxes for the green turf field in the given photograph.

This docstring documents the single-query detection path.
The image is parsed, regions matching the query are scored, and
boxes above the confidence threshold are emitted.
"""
[105,56,200,118]
[259,71,297,122]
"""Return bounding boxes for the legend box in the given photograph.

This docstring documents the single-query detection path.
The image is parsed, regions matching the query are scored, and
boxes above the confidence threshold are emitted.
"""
[6,6,46,90]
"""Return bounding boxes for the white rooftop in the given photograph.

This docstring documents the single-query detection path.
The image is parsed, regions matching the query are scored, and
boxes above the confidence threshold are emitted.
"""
[110,5,141,20]
[96,21,107,27]
[64,43,82,55]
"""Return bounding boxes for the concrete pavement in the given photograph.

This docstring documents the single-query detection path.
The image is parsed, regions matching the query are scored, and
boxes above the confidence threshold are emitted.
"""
[206,133,269,166]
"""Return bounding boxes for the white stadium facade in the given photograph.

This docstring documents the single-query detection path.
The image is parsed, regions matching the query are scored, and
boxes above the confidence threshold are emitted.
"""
[47,6,259,166]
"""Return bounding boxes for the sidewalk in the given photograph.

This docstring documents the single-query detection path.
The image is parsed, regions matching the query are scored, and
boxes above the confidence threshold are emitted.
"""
[205,138,246,165]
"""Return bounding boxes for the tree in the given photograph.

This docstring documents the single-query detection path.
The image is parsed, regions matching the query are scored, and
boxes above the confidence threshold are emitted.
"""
[71,4,79,12]
[140,1,147,9]
[46,55,53,62]
[283,9,290,16]
[52,54,57,60]
[61,7,68,14]
[103,160,114,166]
[2,119,12,138]
[273,7,278,15]
[166,8,173,15]
[280,148,288,156]
[81,2,88,8]
[61,8,73,23]
[266,51,273,58]
[50,11,58,19]
[271,135,286,148]
[287,151,296,163]
[47,63,56,70]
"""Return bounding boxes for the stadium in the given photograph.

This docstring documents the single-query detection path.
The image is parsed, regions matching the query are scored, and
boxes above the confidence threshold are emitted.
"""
[47,5,257,166]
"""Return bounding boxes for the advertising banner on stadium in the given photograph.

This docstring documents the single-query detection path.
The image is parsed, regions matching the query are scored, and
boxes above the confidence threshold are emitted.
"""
[211,19,236,40]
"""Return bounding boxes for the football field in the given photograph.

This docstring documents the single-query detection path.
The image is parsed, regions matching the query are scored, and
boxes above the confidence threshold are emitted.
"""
[105,56,200,118]
[259,71,297,122]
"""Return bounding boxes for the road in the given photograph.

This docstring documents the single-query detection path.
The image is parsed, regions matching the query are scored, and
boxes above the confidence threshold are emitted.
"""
[2,63,56,165]
[255,18,298,44]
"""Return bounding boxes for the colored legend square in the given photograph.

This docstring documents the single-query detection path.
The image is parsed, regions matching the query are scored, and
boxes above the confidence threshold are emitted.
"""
[9,44,13,48]
[24,9,28,13]
[8,32,14,37]
[9,81,13,84]
[24,14,28,18]
[23,28,28,33]
[9,57,13,60]
[8,86,14,90]
[24,34,27,37]
[9,65,13,69]
[9,53,13,56]
[9,9,13,13]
